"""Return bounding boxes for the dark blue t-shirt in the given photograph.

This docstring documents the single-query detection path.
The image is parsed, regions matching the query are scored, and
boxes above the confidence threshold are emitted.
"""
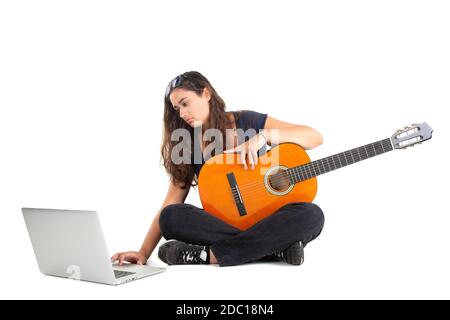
[193,110,268,177]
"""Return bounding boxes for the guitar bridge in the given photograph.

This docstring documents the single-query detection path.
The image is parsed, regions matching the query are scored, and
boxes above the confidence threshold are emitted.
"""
[226,172,247,216]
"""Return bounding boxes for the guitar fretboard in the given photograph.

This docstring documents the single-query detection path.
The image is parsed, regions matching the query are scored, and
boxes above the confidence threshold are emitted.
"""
[287,138,394,183]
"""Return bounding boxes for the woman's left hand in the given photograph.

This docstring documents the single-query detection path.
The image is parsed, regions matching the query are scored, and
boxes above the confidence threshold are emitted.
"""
[223,132,267,170]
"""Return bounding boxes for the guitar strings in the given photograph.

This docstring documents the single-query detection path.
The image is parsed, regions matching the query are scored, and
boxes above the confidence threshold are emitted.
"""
[225,141,390,191]
[200,139,390,191]
[211,139,394,203]
[234,149,385,192]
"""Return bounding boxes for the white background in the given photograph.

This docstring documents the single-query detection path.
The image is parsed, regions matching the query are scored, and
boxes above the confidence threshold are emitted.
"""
[1,0,449,299]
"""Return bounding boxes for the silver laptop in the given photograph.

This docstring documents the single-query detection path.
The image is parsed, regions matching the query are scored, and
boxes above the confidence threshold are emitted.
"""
[22,208,166,285]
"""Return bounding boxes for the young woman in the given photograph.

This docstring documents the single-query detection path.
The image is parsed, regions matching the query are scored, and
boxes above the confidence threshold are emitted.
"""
[111,71,325,267]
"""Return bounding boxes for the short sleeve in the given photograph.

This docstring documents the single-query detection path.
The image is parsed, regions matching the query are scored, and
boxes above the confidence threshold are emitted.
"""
[235,110,268,132]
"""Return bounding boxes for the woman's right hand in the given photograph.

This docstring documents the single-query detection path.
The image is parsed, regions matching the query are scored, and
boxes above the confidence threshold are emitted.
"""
[111,250,148,266]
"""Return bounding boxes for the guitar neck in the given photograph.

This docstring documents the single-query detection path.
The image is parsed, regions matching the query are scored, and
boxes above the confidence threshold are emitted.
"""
[287,138,394,183]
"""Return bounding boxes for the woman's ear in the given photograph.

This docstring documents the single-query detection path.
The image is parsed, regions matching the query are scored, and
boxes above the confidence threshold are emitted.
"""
[203,87,211,102]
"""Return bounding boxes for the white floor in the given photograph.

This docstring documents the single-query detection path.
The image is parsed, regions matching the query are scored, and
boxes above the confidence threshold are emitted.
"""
[3,130,448,300]
[5,178,450,300]
[4,234,450,300]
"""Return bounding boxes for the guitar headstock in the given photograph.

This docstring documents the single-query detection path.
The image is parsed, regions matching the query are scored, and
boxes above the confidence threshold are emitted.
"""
[391,122,433,149]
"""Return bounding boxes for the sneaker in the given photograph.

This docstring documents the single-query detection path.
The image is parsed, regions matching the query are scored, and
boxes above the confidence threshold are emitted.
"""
[158,240,210,265]
[270,241,304,265]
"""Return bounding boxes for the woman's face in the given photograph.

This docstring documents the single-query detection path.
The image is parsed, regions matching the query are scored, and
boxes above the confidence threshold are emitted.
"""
[169,87,211,128]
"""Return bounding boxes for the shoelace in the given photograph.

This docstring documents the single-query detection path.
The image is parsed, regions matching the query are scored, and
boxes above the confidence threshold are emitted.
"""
[179,248,204,263]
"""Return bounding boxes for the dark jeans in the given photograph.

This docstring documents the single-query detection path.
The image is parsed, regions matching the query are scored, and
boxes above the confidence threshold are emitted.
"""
[159,202,325,267]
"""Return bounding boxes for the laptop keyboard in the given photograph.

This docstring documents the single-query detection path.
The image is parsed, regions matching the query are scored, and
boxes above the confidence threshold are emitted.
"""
[114,270,136,279]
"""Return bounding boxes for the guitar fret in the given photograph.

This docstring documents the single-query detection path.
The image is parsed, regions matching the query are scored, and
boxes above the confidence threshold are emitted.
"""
[295,167,301,181]
[294,168,299,182]
[333,155,342,168]
[288,170,295,184]
[302,165,308,179]
[323,158,329,172]
[307,164,312,177]
[320,159,325,172]
[328,157,333,171]
[290,138,393,183]
[339,153,346,166]
[373,143,378,156]
[319,159,325,173]
[332,156,339,169]
[359,146,366,160]
[298,167,303,180]
[378,142,385,154]
[311,162,318,176]
[303,166,309,179]
[364,145,370,158]
[384,139,393,151]
[342,151,351,165]
[353,149,359,162]
[309,162,320,177]
[314,161,325,174]
[374,143,380,155]
[370,143,377,156]
[307,163,313,178]
[344,151,351,164]
[312,163,318,176]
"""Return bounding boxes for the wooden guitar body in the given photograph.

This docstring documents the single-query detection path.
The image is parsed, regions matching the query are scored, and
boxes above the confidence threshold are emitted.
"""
[198,143,317,230]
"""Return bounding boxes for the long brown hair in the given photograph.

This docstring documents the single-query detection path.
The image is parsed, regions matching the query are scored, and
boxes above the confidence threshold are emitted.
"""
[161,71,234,189]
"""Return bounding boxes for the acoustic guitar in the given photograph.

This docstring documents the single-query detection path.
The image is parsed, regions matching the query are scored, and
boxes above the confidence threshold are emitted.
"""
[198,122,433,230]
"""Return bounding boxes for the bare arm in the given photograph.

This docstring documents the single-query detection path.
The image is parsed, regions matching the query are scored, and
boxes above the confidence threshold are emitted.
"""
[262,116,323,150]
[111,181,190,265]
[139,181,190,259]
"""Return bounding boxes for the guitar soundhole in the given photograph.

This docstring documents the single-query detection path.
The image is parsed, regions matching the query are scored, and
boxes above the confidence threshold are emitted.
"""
[268,169,291,192]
